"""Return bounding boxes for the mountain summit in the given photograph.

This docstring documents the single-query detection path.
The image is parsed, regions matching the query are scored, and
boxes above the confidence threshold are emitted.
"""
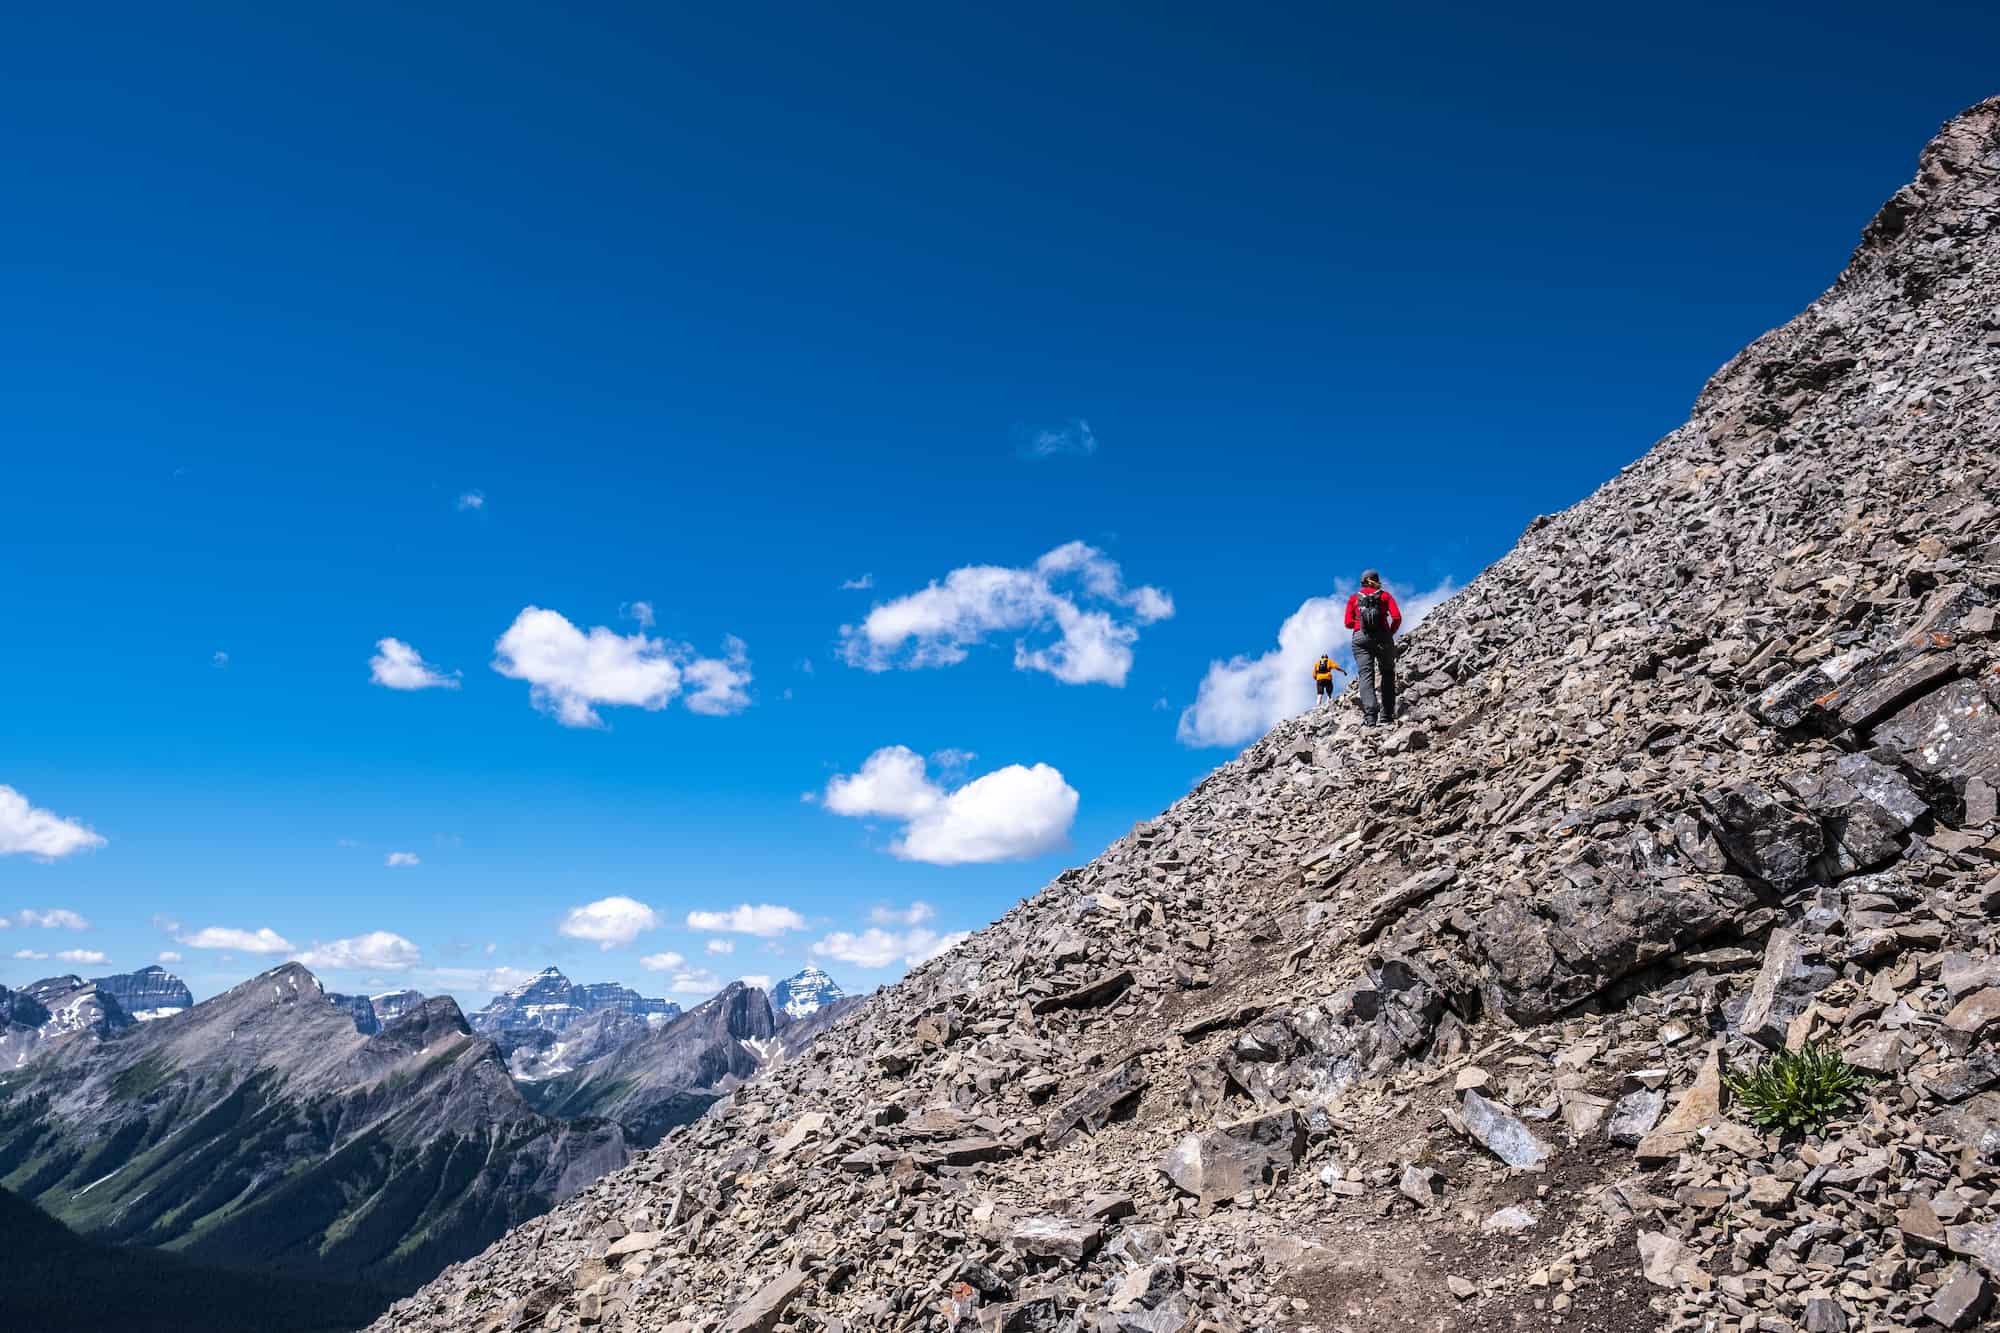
[366,99,2000,1333]
[771,964,846,1019]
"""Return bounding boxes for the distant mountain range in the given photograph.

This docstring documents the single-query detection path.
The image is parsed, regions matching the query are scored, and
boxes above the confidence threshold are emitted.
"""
[469,965,681,1033]
[519,979,862,1146]
[0,961,859,1321]
[1,963,194,1070]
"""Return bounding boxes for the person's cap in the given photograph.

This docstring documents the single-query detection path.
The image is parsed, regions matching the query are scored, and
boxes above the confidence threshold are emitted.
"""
[1361,569,1381,585]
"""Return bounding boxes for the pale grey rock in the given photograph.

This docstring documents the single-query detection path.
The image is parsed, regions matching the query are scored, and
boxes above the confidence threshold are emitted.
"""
[1460,1090,1551,1170]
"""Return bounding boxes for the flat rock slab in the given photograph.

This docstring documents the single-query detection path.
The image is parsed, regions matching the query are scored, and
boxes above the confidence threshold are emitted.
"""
[917,1136,1012,1168]
[1928,1092,2000,1161]
[720,1268,809,1333]
[1358,865,1459,942]
[1945,989,2000,1053]
[1735,926,1834,1047]
[602,1230,665,1258]
[1043,1058,1147,1149]
[1007,1215,1104,1262]
[1460,1089,1550,1170]
[1637,1049,1722,1162]
[1928,1264,1993,1330]
[1031,969,1135,1014]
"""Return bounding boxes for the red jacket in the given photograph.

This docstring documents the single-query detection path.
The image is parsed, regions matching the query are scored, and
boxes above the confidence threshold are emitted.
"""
[1344,588,1402,635]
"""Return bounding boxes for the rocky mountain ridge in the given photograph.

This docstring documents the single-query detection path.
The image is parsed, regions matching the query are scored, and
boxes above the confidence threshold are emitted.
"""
[329,987,429,1035]
[4,965,199,1069]
[0,957,862,1320]
[368,99,2000,1333]
[0,962,626,1296]
[472,967,681,1040]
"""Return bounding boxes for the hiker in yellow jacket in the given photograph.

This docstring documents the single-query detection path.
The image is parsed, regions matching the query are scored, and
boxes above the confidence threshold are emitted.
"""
[1313,652,1344,705]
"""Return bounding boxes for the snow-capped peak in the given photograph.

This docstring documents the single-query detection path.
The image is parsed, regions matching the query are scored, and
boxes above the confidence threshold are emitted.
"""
[770,965,845,1020]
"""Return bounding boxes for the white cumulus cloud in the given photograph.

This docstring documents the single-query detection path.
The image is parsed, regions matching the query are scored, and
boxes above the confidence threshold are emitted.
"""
[620,600,656,629]
[838,541,1171,687]
[56,949,109,965]
[296,931,421,972]
[813,925,970,969]
[158,951,182,963]
[457,491,485,510]
[13,948,48,961]
[823,746,1077,865]
[639,951,687,972]
[840,573,874,591]
[370,638,460,691]
[385,851,421,867]
[685,903,806,937]
[17,908,90,930]
[177,925,295,954]
[869,901,935,927]
[492,607,752,728]
[668,967,722,995]
[682,636,753,716]
[705,938,735,955]
[1177,578,1458,749]
[421,963,538,996]
[0,787,107,861]
[557,896,660,950]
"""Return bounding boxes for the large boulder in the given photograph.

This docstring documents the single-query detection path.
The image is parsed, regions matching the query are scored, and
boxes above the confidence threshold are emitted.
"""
[1782,752,1928,877]
[1699,782,1824,889]
[1159,1110,1306,1207]
[1730,926,1837,1048]
[1873,680,2000,820]
[1230,959,1449,1106]
[1472,867,1754,1023]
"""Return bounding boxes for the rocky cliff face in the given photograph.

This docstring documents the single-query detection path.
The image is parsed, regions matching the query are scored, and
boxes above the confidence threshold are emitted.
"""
[0,963,626,1294]
[328,986,431,1036]
[505,1007,665,1083]
[521,983,785,1149]
[90,965,194,1022]
[366,99,2000,1333]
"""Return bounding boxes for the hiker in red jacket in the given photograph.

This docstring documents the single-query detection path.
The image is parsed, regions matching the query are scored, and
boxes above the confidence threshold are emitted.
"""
[1344,570,1403,725]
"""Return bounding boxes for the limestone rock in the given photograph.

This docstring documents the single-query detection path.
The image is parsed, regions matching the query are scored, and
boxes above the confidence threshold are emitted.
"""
[1460,1090,1550,1171]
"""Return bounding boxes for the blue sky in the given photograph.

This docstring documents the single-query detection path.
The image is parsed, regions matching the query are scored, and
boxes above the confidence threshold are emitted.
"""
[5,2,1996,1007]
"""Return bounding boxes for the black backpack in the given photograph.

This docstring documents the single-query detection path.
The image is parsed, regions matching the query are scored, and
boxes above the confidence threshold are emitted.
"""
[1356,589,1389,636]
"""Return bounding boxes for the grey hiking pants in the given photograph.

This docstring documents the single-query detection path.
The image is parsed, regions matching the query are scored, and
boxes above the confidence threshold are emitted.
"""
[1352,638,1396,721]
